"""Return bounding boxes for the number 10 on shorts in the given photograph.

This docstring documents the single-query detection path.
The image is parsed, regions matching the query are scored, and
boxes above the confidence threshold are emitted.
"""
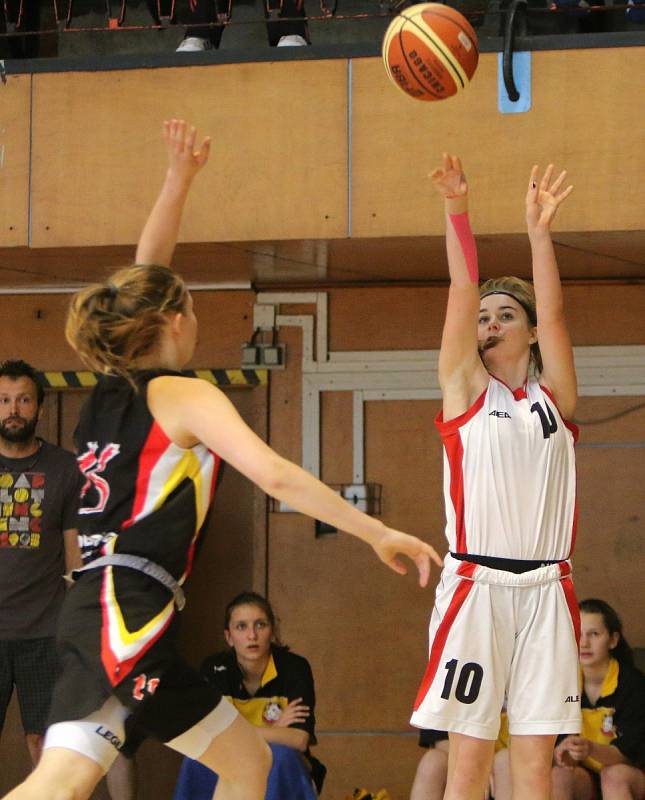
[440,659,484,705]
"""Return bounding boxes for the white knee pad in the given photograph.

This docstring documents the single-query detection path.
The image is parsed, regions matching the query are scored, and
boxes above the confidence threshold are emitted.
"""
[166,698,239,759]
[43,696,128,773]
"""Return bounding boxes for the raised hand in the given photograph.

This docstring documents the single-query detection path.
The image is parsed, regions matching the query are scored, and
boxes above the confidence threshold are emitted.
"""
[526,164,573,232]
[273,698,310,728]
[371,528,443,588]
[430,153,468,199]
[135,119,211,266]
[163,119,211,184]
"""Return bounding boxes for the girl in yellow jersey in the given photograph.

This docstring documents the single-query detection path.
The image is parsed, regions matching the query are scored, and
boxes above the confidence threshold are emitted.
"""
[551,599,645,800]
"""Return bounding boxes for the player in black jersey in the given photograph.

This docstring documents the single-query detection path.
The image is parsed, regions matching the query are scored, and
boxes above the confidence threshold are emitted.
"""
[1,120,442,800]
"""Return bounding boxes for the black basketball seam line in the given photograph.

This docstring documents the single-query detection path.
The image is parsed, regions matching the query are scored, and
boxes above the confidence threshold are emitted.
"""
[417,8,480,57]
[419,8,479,41]
[382,20,402,82]
[397,25,444,99]
[384,20,410,83]
[402,13,466,89]
[401,12,466,89]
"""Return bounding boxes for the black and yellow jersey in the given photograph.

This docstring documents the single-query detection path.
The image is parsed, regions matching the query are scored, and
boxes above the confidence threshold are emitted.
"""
[201,646,317,743]
[580,657,645,772]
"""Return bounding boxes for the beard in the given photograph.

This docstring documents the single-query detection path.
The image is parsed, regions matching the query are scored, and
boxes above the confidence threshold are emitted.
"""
[0,415,39,444]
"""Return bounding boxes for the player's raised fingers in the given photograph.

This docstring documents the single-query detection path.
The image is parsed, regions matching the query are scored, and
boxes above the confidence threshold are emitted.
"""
[549,169,567,195]
[196,137,211,167]
[540,163,554,190]
[527,164,539,191]
[555,184,574,206]
[184,125,197,153]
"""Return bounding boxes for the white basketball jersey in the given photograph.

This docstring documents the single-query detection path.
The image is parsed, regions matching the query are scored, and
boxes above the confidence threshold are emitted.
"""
[436,376,578,561]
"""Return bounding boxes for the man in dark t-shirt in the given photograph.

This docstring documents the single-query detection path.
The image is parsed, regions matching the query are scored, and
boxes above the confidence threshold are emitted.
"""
[0,360,83,766]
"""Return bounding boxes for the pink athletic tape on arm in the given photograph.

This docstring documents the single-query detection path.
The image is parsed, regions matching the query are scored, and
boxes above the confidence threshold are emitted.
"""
[448,212,478,283]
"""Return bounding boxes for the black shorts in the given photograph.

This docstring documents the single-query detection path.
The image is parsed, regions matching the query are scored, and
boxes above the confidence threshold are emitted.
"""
[418,728,449,748]
[0,637,59,735]
[48,568,223,753]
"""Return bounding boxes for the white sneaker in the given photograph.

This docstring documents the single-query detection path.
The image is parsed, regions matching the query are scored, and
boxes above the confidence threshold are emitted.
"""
[176,36,212,52]
[277,34,308,46]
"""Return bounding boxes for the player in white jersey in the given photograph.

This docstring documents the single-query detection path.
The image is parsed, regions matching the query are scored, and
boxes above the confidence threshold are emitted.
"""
[438,375,578,561]
[410,155,581,800]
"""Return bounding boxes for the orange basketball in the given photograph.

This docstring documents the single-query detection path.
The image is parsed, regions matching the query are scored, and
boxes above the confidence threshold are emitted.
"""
[382,3,479,102]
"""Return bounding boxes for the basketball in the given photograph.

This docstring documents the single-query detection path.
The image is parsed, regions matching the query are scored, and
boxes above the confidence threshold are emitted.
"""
[382,3,479,102]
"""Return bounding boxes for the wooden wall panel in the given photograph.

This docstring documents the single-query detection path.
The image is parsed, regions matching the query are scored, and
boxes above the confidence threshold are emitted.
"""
[351,48,645,237]
[30,62,347,248]
[0,75,30,248]
[327,284,645,351]
[267,321,306,466]
[572,396,645,644]
[0,295,83,369]
[561,284,645,346]
[269,395,443,732]
[17,47,645,250]
[575,444,644,638]
[328,287,446,350]
[316,734,420,800]
[0,290,254,369]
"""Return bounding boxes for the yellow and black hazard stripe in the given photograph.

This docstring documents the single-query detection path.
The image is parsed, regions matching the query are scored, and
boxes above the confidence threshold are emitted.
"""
[36,369,268,390]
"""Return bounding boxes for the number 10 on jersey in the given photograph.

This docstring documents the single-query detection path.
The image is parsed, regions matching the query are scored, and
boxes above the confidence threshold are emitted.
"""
[440,659,484,705]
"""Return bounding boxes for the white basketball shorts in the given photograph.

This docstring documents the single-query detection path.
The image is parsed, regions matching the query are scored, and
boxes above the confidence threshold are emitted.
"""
[410,555,582,740]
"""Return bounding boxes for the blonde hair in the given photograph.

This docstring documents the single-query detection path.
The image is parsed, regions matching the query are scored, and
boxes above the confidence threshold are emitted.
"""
[66,264,188,380]
[479,276,542,374]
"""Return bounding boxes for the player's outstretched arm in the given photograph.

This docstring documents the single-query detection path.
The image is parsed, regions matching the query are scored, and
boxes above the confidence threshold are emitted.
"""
[148,377,443,587]
[525,164,577,418]
[135,119,211,267]
[432,154,486,408]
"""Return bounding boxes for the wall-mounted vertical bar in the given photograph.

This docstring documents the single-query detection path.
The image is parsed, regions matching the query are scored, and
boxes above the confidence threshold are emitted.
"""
[302,376,320,478]
[316,292,328,365]
[352,390,364,484]
[28,75,34,247]
[347,59,353,239]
